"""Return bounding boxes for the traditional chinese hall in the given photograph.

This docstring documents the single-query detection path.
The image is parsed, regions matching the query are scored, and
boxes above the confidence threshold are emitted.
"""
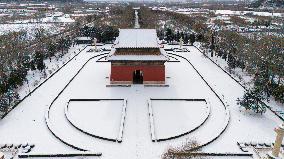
[107,29,168,84]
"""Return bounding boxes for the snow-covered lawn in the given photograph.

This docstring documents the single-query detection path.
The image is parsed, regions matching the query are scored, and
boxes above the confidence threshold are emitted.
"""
[17,44,87,99]
[65,99,125,141]
[41,16,75,23]
[214,10,284,17]
[174,8,284,18]
[0,44,282,159]
[151,99,210,141]
[0,23,62,36]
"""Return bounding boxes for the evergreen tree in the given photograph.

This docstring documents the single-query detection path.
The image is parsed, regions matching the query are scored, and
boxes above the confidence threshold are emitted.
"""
[189,34,195,46]
[210,32,215,51]
[175,31,181,42]
[34,51,45,72]
[157,30,165,40]
[22,54,31,70]
[183,34,189,44]
[0,89,19,115]
[227,54,236,69]
[101,26,119,43]
[180,32,184,43]
[0,94,9,114]
[254,61,271,99]
[165,28,173,43]
[47,41,57,61]
[8,69,24,89]
[237,88,267,114]
[272,85,284,104]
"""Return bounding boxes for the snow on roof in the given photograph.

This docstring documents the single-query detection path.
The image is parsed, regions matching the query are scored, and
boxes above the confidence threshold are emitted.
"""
[116,29,159,49]
[76,37,92,41]
[107,48,168,61]
[108,54,168,61]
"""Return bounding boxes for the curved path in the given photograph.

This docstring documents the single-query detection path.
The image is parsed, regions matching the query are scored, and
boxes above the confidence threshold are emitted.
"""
[45,53,109,151]
[165,53,230,149]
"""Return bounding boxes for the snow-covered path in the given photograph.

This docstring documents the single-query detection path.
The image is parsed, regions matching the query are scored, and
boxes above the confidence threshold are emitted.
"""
[134,10,140,29]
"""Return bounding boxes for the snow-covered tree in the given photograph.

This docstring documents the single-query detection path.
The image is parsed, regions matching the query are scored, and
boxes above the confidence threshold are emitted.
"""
[189,34,195,46]
[34,51,45,72]
[237,88,267,114]
[165,28,174,43]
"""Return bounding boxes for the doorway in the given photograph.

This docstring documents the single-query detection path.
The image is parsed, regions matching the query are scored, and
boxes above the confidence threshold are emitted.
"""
[133,70,143,84]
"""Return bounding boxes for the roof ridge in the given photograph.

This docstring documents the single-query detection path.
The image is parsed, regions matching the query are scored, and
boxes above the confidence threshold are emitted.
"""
[116,29,159,49]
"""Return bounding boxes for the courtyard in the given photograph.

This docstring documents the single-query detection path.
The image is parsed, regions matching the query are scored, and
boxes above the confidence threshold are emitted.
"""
[0,44,282,159]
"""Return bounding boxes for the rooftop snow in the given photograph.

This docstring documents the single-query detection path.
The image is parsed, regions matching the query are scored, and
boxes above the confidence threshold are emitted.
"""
[107,48,168,61]
[107,55,168,61]
[115,29,159,49]
[76,37,92,41]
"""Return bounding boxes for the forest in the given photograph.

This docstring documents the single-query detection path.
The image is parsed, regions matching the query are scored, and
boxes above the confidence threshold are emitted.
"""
[0,28,75,116]
[208,31,284,113]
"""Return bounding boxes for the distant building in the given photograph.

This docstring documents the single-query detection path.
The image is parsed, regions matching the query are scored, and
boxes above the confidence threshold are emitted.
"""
[75,37,93,44]
[108,29,168,85]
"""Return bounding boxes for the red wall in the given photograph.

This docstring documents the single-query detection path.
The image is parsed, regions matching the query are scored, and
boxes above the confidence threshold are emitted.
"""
[110,65,165,82]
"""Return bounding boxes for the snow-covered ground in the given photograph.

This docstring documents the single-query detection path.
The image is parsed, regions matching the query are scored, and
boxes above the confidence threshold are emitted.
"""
[170,46,281,152]
[214,10,284,17]
[17,44,88,99]
[11,14,75,24]
[0,14,75,36]
[151,99,210,141]
[0,23,62,36]
[0,44,282,159]
[173,8,284,18]
[65,100,125,141]
[41,15,75,23]
[194,43,284,121]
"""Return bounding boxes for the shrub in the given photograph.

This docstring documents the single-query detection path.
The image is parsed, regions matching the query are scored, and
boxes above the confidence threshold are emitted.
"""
[237,88,267,114]
[162,139,205,159]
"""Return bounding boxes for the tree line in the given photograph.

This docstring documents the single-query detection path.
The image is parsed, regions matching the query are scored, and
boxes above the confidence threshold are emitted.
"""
[0,28,75,117]
[158,28,196,45]
[79,26,119,43]
[205,30,284,113]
